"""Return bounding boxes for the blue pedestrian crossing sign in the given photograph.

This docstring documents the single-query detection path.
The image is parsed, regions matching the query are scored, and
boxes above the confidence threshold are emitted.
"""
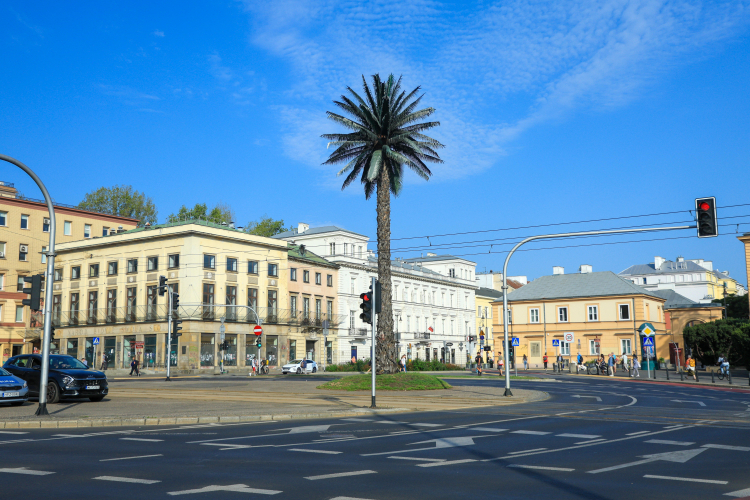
[92,337,100,345]
[511,338,520,347]
[642,336,654,347]
[551,339,560,347]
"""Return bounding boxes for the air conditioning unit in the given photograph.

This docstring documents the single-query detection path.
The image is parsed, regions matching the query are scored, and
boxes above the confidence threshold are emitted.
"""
[19,245,29,253]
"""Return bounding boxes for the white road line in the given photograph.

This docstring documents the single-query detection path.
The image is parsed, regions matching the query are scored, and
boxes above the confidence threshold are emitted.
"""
[388,456,445,462]
[724,487,750,497]
[703,444,750,451]
[0,467,54,475]
[511,430,550,435]
[289,449,342,455]
[557,433,601,439]
[473,428,507,433]
[100,454,163,462]
[645,440,694,446]
[410,423,443,427]
[575,439,606,445]
[0,431,28,435]
[94,476,161,484]
[626,431,651,436]
[644,475,727,485]
[168,484,281,496]
[508,448,547,455]
[664,425,686,429]
[507,464,574,472]
[377,422,407,425]
[120,438,164,442]
[340,418,373,422]
[305,470,377,480]
[201,443,250,449]
[330,497,376,500]
[417,459,477,468]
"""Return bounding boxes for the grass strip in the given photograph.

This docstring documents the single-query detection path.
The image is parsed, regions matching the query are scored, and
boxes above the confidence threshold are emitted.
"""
[317,373,452,391]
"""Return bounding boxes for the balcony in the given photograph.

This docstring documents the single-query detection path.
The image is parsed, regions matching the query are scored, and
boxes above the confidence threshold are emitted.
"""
[345,328,370,338]
[414,332,431,340]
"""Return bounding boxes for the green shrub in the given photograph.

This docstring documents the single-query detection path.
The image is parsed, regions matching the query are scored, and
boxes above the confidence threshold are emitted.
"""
[406,359,463,372]
[324,359,371,372]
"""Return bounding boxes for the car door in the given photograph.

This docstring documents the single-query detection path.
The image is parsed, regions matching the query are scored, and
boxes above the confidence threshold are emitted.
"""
[7,357,34,392]
[28,357,42,395]
[306,359,313,373]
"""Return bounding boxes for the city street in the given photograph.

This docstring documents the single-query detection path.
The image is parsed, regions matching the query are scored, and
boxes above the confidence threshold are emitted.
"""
[1,375,749,499]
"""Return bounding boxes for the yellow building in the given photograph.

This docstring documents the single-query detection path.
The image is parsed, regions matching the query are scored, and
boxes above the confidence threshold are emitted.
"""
[475,287,501,363]
[0,182,138,361]
[52,220,293,371]
[493,270,667,368]
[738,233,750,317]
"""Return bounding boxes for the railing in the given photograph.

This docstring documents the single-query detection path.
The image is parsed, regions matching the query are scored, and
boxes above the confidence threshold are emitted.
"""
[414,332,431,340]
[346,328,370,337]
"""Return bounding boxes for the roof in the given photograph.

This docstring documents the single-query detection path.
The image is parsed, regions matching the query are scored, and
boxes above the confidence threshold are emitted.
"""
[505,271,662,302]
[620,259,708,276]
[273,225,368,239]
[507,279,524,290]
[476,287,504,300]
[648,289,696,309]
[120,218,246,235]
[712,270,732,281]
[403,254,475,264]
[287,244,337,268]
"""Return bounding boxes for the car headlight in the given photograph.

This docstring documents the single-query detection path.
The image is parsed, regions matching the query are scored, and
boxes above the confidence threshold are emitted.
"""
[22,380,27,388]
[61,375,74,387]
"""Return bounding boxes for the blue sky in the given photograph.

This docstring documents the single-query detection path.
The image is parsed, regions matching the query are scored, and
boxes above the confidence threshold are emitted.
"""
[2,1,750,285]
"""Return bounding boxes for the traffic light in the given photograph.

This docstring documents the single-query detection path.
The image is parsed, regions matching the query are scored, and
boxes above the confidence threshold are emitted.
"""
[374,280,382,314]
[256,338,262,348]
[159,275,167,296]
[49,325,56,340]
[21,274,43,311]
[172,318,182,337]
[359,290,373,324]
[171,292,180,311]
[695,197,718,238]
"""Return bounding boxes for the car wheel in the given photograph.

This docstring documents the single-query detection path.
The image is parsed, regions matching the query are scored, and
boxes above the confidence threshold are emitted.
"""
[297,368,302,374]
[89,396,105,402]
[312,367,317,373]
[10,401,24,406]
[47,381,61,404]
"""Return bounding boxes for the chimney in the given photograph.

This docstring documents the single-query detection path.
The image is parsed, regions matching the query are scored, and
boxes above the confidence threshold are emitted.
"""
[676,256,684,262]
[654,256,665,269]
[579,264,592,274]
[553,266,564,275]
[298,222,309,234]
[426,252,437,257]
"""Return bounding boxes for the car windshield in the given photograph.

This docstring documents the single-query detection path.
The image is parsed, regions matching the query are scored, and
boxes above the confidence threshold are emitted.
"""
[0,367,10,376]
[290,360,302,364]
[49,355,88,370]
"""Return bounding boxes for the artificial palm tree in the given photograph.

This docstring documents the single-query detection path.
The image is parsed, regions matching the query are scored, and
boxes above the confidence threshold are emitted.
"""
[322,74,443,373]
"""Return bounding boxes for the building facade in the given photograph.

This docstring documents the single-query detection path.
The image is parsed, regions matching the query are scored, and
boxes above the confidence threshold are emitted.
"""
[274,225,478,365]
[738,233,750,318]
[475,287,502,363]
[0,182,138,362]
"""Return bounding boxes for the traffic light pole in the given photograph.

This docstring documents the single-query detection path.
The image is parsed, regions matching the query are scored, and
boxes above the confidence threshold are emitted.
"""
[166,290,172,381]
[371,276,377,409]
[0,154,57,416]
[500,224,695,397]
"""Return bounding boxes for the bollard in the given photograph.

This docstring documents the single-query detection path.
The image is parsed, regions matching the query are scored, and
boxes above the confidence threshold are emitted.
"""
[695,370,699,382]
[728,371,732,385]
[680,369,684,381]
[711,370,715,383]
[666,368,669,381]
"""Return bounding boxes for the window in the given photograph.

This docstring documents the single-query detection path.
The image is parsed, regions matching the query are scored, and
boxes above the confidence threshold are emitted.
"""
[126,287,137,321]
[351,278,356,294]
[327,300,333,318]
[315,273,322,285]
[0,241,5,257]
[248,261,258,274]
[64,221,71,235]
[54,269,62,281]
[108,261,118,275]
[89,264,99,278]
[329,243,335,256]
[303,270,310,283]
[226,257,237,272]
[43,218,50,233]
[247,288,258,309]
[589,339,600,355]
[88,291,98,324]
[558,307,568,322]
[289,340,297,360]
[71,266,81,280]
[226,286,237,320]
[106,289,117,323]
[527,308,539,323]
[268,263,278,277]
[17,276,24,292]
[560,342,570,355]
[147,256,158,271]
[168,254,179,269]
[621,339,632,355]
[20,215,29,229]
[15,305,24,323]
[316,298,322,318]
[0,211,6,226]
[268,290,278,314]
[507,309,513,324]
[343,243,348,255]
[0,274,3,290]
[588,305,598,321]
[478,306,482,316]
[202,284,215,319]
[290,268,297,281]
[127,259,138,273]
[70,293,80,325]
[146,285,157,320]
[290,295,297,316]
[84,224,91,238]
[327,274,333,287]
[19,244,27,261]
[41,246,47,263]
[52,295,61,323]
[204,254,216,269]
[619,304,630,321]
[303,297,310,318]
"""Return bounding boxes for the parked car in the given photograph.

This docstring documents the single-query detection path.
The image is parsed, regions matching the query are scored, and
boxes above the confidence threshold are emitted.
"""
[0,366,29,406]
[3,354,108,404]
[282,359,318,374]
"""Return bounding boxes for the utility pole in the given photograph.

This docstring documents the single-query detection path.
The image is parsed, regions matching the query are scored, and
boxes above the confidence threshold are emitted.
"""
[370,276,377,409]
[166,288,172,381]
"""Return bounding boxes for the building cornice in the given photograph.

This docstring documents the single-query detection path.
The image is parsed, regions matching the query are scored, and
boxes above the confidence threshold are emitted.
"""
[338,261,478,291]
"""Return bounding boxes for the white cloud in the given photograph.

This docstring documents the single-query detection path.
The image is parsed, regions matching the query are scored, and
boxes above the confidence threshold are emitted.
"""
[153,29,165,37]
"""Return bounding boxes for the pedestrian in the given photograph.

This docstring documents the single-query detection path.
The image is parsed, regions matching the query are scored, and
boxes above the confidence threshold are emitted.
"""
[129,357,137,376]
[608,352,615,376]
[543,352,548,370]
[300,358,307,374]
[498,354,504,376]
[101,352,108,371]
[135,357,141,376]
[631,354,640,377]
[523,354,528,370]
[557,353,563,371]
[81,357,88,368]
[475,352,483,376]
[351,355,356,365]
[577,352,585,372]
[401,355,407,373]
[685,355,697,381]
[622,352,629,373]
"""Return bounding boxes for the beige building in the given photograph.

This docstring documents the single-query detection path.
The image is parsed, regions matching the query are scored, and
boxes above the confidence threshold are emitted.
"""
[739,233,750,318]
[0,182,138,361]
[475,287,502,363]
[52,220,295,371]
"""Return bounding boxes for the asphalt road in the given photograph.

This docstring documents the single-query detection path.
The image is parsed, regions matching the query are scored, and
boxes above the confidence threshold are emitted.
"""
[2,376,749,499]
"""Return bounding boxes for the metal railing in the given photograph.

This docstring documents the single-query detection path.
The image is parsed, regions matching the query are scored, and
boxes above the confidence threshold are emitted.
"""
[345,328,370,337]
[414,332,431,340]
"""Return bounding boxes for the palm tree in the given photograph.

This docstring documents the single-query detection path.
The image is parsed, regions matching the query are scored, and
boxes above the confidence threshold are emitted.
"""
[322,74,443,373]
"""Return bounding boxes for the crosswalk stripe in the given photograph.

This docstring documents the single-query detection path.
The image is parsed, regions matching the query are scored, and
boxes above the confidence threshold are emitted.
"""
[644,475,727,485]
[417,459,477,468]
[289,449,342,454]
[94,476,161,484]
[305,470,376,480]
[508,464,574,472]
[645,440,694,446]
[0,468,54,475]
[120,438,164,442]
[511,430,550,435]
[557,433,601,439]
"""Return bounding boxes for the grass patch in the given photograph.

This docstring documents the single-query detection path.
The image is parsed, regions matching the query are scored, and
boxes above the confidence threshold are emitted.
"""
[317,373,452,391]
[437,375,540,380]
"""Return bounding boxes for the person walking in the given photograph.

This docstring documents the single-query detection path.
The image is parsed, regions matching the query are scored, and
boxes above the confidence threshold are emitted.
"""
[523,354,528,370]
[400,355,407,373]
[543,353,548,370]
[685,355,697,381]
[631,353,640,377]
[498,354,504,376]
[475,352,483,376]
[557,353,563,371]
[134,357,141,376]
[577,352,585,372]
[608,352,615,376]
[101,352,108,371]
[622,352,629,373]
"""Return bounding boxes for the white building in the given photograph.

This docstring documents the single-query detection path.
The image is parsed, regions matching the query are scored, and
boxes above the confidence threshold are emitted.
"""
[274,224,478,365]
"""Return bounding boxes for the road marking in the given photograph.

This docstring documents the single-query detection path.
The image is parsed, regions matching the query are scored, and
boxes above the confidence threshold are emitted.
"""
[100,454,163,461]
[305,470,376,480]
[626,431,651,436]
[508,464,574,472]
[671,400,705,406]
[388,456,445,462]
[703,444,750,451]
[472,428,507,433]
[644,475,727,484]
[664,425,686,429]
[278,425,333,434]
[557,433,601,439]
[120,438,164,442]
[289,449,342,455]
[508,448,547,455]
[0,431,28,435]
[0,467,54,475]
[201,443,250,449]
[571,395,602,401]
[645,440,694,446]
[417,459,477,468]
[724,487,750,497]
[575,439,606,445]
[378,421,407,425]
[168,484,281,495]
[94,476,161,484]
[588,448,707,474]
[330,497,376,500]
[340,418,373,422]
[511,430,550,435]
[411,436,478,448]
[410,423,443,427]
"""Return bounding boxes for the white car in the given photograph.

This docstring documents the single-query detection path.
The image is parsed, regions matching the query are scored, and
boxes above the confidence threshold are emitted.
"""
[282,359,318,374]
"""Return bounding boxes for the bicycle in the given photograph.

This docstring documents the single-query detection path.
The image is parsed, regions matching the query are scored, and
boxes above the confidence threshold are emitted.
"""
[717,365,729,380]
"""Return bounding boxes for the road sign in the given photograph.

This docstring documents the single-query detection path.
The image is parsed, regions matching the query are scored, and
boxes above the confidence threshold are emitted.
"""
[642,336,655,347]
[551,339,560,347]
[134,341,144,349]
[564,332,575,343]
[446,342,453,346]
[511,338,520,347]
[638,323,656,336]
[92,337,100,345]
[254,325,263,336]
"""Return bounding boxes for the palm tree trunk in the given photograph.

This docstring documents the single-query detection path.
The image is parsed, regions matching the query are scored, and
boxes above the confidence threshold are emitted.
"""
[375,167,397,374]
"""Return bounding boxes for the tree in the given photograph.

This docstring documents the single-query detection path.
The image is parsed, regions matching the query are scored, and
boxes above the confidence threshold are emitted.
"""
[683,318,750,369]
[78,185,157,224]
[711,294,750,320]
[244,215,290,237]
[322,74,443,373]
[167,202,235,225]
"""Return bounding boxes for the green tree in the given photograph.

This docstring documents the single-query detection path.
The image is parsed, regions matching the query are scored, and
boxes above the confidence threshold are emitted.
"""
[322,74,443,373]
[167,202,235,225]
[78,185,157,224]
[683,318,750,368]
[244,215,290,237]
[711,294,750,320]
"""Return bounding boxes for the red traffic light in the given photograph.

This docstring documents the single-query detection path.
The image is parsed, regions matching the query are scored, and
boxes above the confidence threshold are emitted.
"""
[698,201,710,211]
[360,293,370,302]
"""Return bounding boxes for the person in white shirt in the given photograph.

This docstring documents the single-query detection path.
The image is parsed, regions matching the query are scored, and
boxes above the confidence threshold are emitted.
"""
[621,353,629,372]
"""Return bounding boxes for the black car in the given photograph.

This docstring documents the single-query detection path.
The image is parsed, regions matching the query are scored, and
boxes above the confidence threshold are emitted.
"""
[3,354,108,404]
